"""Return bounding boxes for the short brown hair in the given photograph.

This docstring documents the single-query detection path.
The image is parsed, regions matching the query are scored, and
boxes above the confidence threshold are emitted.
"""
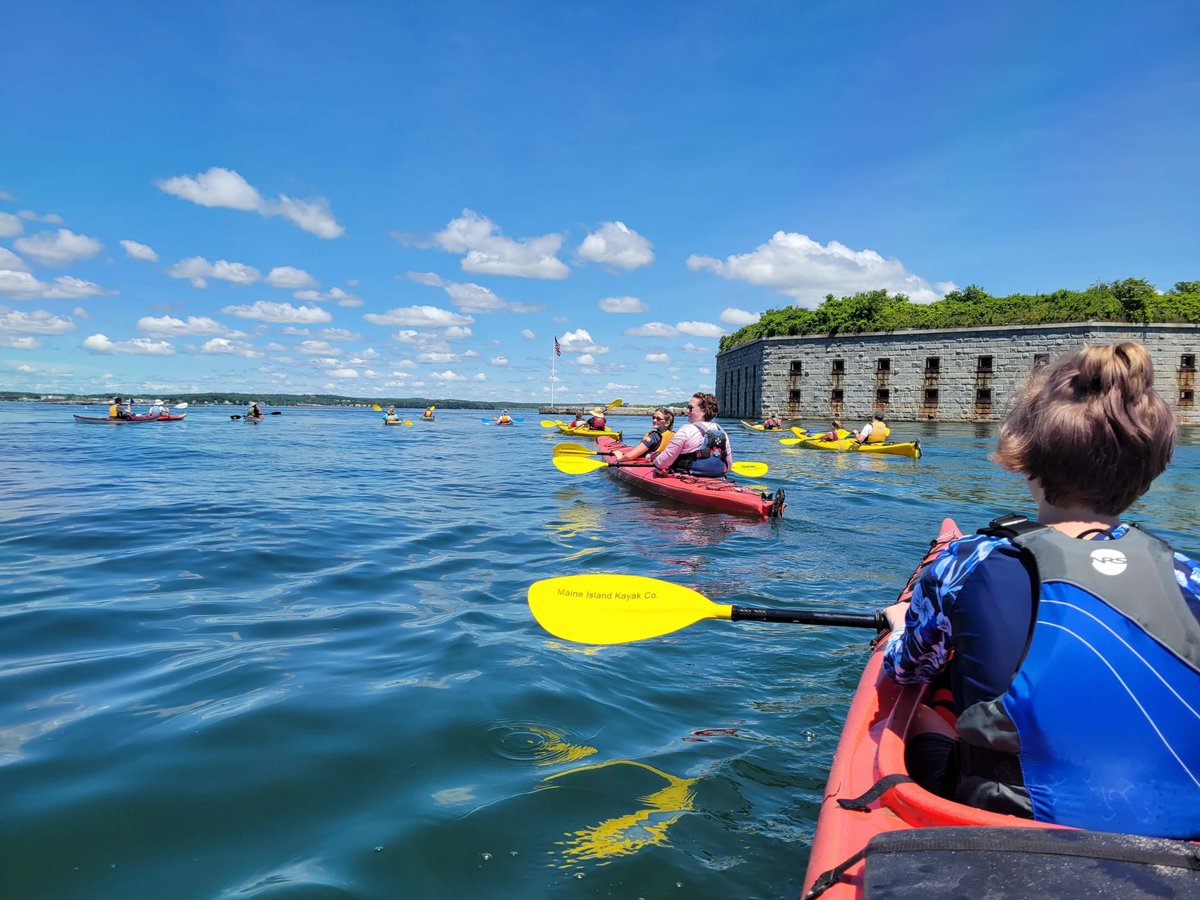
[653,407,675,429]
[993,342,1175,514]
[691,392,719,421]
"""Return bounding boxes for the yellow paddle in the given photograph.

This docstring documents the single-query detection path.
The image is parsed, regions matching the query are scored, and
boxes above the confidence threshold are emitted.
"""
[541,419,566,428]
[527,574,885,644]
[371,404,413,425]
[553,454,768,478]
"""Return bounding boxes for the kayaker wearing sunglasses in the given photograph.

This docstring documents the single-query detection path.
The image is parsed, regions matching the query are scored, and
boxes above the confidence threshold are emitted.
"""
[881,342,1200,839]
[650,392,732,478]
[611,408,675,463]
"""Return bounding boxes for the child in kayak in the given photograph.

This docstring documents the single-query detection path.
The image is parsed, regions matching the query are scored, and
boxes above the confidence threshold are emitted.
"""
[881,342,1200,839]
[816,420,842,441]
[611,408,674,462]
[651,393,732,478]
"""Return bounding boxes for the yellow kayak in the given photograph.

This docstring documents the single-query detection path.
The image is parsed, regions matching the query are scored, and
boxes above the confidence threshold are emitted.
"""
[792,435,921,459]
[740,420,792,432]
[556,423,623,439]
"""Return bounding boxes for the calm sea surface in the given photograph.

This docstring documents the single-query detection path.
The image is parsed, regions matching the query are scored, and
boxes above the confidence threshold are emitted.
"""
[3,403,1199,899]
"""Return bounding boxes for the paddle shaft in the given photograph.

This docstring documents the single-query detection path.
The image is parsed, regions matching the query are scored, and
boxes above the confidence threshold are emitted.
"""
[731,605,886,630]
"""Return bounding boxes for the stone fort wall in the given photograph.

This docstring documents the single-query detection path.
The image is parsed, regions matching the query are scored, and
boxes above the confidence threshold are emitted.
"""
[715,322,1200,425]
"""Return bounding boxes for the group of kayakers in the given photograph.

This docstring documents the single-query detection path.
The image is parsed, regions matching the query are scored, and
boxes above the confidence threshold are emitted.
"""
[567,408,612,431]
[107,396,171,420]
[878,342,1200,839]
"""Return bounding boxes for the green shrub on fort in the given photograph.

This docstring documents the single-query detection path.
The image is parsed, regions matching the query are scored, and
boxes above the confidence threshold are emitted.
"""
[718,279,1200,352]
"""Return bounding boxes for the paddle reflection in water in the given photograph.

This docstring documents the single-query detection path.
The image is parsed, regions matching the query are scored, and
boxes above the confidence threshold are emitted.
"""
[484,720,598,766]
[542,759,698,866]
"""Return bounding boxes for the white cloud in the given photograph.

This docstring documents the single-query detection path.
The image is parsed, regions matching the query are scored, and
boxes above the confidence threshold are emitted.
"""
[682,342,710,354]
[18,210,64,224]
[472,373,486,382]
[558,328,609,355]
[645,352,669,363]
[221,301,332,324]
[0,335,40,349]
[598,295,648,314]
[167,256,262,289]
[575,353,596,366]
[299,340,339,355]
[577,221,654,270]
[698,367,712,375]
[420,351,459,363]
[489,356,508,366]
[443,325,472,340]
[625,321,678,338]
[13,229,103,267]
[0,270,107,300]
[120,239,159,262]
[137,315,226,336]
[0,306,76,334]
[720,307,760,326]
[676,321,724,337]
[293,286,361,307]
[157,166,344,238]
[431,370,467,381]
[688,231,947,305]
[201,338,262,357]
[0,212,23,237]
[405,270,538,314]
[405,209,569,279]
[363,305,473,327]
[0,248,28,271]
[266,266,318,289]
[520,328,536,340]
[83,333,175,355]
[327,368,359,379]
[319,327,358,342]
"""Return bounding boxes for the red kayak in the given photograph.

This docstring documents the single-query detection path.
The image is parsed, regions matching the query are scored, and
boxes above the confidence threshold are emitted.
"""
[74,414,187,424]
[595,436,783,518]
[803,517,1200,898]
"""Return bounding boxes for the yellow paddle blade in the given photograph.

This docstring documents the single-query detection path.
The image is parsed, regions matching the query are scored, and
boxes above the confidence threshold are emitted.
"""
[730,461,768,477]
[553,443,599,456]
[605,398,623,410]
[779,437,806,446]
[541,420,562,428]
[790,426,807,438]
[372,404,383,411]
[528,574,731,644]
[553,455,610,475]
[404,420,413,426]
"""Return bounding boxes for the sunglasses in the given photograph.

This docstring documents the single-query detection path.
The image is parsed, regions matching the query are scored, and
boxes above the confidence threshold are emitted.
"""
[686,404,697,411]
[651,415,666,422]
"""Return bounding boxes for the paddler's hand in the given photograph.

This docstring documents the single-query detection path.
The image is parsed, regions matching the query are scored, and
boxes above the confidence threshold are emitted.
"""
[881,601,909,632]
[612,451,624,461]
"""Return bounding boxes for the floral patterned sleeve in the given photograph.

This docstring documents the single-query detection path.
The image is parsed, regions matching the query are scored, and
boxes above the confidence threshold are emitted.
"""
[883,534,1011,684]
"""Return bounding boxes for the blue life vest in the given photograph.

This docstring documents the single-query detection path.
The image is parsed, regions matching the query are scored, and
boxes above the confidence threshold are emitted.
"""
[671,422,728,478]
[955,516,1200,838]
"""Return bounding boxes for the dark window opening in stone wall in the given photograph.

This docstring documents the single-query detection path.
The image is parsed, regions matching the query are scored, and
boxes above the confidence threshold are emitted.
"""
[789,389,803,403]
[1182,354,1196,372]
[789,360,803,375]
[977,355,993,373]
[976,388,993,404]
[876,358,891,372]
[831,388,844,403]
[924,388,939,404]
[831,359,845,374]
[925,357,940,374]
[876,388,890,405]
[1181,389,1195,406]
[1033,353,1049,368]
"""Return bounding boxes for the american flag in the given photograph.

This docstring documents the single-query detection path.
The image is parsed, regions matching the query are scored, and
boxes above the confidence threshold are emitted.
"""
[554,336,561,357]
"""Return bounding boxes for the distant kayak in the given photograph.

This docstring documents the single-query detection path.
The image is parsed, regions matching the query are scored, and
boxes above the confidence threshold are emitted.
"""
[790,435,921,459]
[740,420,791,432]
[556,423,622,439]
[74,414,187,424]
[418,416,435,423]
[596,436,782,518]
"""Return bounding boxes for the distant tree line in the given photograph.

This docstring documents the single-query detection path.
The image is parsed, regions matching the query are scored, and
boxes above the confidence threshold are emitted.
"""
[719,279,1200,352]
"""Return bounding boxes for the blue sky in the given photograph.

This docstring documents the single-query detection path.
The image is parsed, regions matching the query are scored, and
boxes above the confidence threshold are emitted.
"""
[2,1,1197,404]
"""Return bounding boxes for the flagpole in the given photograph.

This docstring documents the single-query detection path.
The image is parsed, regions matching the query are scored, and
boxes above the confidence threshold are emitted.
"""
[551,339,557,412]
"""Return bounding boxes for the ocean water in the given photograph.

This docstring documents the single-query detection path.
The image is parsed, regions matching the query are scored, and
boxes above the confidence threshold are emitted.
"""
[2,403,1198,899]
